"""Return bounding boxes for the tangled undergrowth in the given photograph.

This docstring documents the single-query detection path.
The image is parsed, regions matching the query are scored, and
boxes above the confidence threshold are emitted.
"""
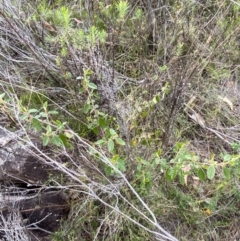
[0,0,240,240]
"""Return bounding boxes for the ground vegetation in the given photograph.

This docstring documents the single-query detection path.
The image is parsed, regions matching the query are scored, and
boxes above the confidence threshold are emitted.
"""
[0,0,240,240]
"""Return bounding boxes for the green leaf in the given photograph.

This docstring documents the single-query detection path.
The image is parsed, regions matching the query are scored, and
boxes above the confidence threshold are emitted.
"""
[153,158,161,166]
[231,142,240,152]
[34,114,41,119]
[141,111,147,118]
[43,136,50,146]
[46,125,52,133]
[223,154,232,162]
[32,118,42,131]
[55,121,67,130]
[20,114,28,121]
[152,95,160,104]
[184,154,192,160]
[64,131,73,139]
[117,159,126,172]
[141,159,150,166]
[40,112,47,118]
[165,169,173,181]
[52,135,63,147]
[28,109,38,113]
[137,163,142,171]
[179,171,185,185]
[99,118,107,128]
[110,128,117,137]
[197,168,206,181]
[115,138,125,145]
[48,110,59,115]
[95,139,105,145]
[79,87,84,94]
[141,139,147,145]
[84,68,93,76]
[161,158,168,168]
[43,101,48,110]
[105,166,113,176]
[207,166,215,180]
[159,65,168,72]
[166,168,177,181]
[223,167,230,179]
[83,104,91,114]
[108,139,114,152]
[59,133,67,146]
[87,82,98,89]
[157,149,162,156]
[93,126,99,134]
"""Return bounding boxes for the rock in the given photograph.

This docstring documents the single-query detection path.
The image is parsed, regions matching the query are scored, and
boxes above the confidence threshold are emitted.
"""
[0,191,69,240]
[0,128,70,240]
[0,129,50,183]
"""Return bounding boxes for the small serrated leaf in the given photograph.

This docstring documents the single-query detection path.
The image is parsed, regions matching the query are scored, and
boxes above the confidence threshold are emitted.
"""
[46,125,52,133]
[40,112,47,118]
[152,95,160,104]
[34,114,41,119]
[43,101,48,110]
[95,139,105,145]
[43,136,50,146]
[137,163,142,171]
[179,171,185,185]
[115,138,125,145]
[184,154,192,160]
[20,114,28,121]
[153,158,161,166]
[48,110,59,115]
[207,166,215,180]
[108,139,114,152]
[223,167,230,179]
[59,133,67,146]
[32,118,42,131]
[223,154,232,162]
[28,109,38,113]
[166,169,175,181]
[110,128,117,136]
[141,159,150,166]
[52,136,63,147]
[99,118,107,128]
[105,166,113,176]
[83,104,91,114]
[88,82,98,89]
[64,131,73,139]
[117,159,126,172]
[197,168,206,181]
[166,167,177,181]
